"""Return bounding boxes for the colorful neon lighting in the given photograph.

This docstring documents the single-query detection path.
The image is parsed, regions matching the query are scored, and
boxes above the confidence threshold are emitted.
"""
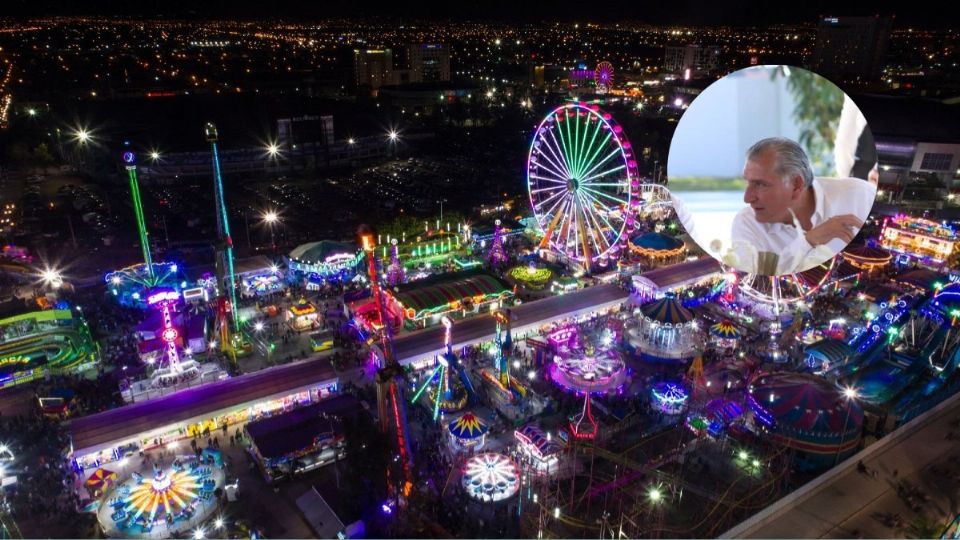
[526,102,639,269]
[461,453,520,502]
[207,123,240,334]
[124,153,154,279]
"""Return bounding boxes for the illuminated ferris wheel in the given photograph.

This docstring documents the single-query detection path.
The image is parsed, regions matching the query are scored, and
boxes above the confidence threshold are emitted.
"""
[527,103,639,269]
[595,61,614,92]
[736,256,838,308]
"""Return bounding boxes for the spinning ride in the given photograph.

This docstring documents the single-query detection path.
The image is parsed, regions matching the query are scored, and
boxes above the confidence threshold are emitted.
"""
[98,460,224,538]
[527,103,639,271]
[409,316,478,420]
[550,346,627,395]
[461,453,520,503]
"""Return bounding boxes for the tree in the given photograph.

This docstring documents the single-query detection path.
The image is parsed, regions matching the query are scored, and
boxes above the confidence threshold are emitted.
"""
[771,67,844,175]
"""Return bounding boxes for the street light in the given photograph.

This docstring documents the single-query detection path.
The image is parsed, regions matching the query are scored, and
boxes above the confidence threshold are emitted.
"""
[261,210,280,250]
[27,108,36,116]
[254,321,265,332]
[647,486,662,504]
[40,267,63,289]
[150,151,160,160]
[388,130,398,142]
[835,386,860,466]
[73,128,90,144]
[266,143,279,157]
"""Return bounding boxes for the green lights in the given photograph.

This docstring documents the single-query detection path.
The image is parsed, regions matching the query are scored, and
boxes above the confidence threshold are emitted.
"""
[127,166,154,279]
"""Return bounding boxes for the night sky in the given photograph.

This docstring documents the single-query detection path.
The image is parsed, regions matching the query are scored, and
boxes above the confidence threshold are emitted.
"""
[2,0,932,27]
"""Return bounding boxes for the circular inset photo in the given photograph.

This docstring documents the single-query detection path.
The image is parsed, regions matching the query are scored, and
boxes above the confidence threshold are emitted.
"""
[667,65,878,276]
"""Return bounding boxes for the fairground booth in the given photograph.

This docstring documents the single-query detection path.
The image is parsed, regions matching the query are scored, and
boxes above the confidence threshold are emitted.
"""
[235,255,284,297]
[386,270,513,329]
[245,394,364,482]
[514,424,561,474]
[879,215,958,269]
[287,240,364,289]
[286,298,320,332]
[631,257,722,301]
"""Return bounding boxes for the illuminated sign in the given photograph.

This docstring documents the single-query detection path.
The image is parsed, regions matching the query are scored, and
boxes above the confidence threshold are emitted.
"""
[147,290,181,305]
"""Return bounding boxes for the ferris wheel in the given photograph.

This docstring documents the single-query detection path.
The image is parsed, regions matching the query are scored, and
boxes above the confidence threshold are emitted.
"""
[527,103,639,268]
[736,256,837,308]
[595,61,614,92]
[636,183,673,218]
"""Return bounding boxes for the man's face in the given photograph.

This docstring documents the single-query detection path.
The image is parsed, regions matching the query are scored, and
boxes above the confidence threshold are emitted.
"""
[743,149,802,224]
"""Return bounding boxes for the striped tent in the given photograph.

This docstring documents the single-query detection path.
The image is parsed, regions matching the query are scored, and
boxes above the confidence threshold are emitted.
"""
[393,274,512,320]
[640,295,694,326]
[709,320,741,340]
[748,372,863,456]
[448,412,489,440]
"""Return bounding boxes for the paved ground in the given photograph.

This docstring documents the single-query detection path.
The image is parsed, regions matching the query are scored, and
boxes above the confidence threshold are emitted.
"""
[724,392,960,539]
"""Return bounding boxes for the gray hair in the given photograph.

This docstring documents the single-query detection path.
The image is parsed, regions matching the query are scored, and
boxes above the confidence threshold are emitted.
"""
[746,137,815,188]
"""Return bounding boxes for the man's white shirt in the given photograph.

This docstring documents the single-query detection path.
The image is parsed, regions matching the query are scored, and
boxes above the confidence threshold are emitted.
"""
[727,177,877,275]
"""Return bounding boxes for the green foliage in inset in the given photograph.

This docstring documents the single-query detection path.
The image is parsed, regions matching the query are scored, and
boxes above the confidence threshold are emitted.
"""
[771,67,844,176]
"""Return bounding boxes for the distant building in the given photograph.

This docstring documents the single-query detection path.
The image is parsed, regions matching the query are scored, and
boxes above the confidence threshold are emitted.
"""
[663,45,721,76]
[854,95,960,212]
[407,44,451,83]
[809,16,892,83]
[353,48,393,91]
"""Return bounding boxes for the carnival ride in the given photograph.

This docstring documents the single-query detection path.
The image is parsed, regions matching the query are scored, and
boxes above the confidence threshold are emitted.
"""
[527,102,639,271]
[447,412,489,450]
[0,309,97,389]
[735,257,838,311]
[361,232,415,489]
[97,459,224,538]
[409,316,478,421]
[206,123,244,361]
[105,151,181,308]
[651,381,689,415]
[594,61,614,93]
[550,346,628,395]
[461,453,521,503]
[144,288,201,387]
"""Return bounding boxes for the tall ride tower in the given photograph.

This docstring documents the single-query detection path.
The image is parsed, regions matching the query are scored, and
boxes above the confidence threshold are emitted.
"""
[361,233,414,489]
[206,123,240,358]
[122,150,154,280]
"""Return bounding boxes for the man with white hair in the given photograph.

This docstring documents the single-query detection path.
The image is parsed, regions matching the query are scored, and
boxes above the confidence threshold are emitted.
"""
[726,137,877,275]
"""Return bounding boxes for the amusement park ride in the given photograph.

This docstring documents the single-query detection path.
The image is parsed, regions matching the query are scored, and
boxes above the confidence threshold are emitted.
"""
[409,316,478,421]
[526,102,640,273]
[206,123,245,362]
[105,150,181,307]
[361,232,415,492]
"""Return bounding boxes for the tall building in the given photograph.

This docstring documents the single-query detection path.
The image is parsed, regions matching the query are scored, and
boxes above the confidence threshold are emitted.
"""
[406,44,451,83]
[809,16,892,83]
[353,49,393,91]
[663,45,721,76]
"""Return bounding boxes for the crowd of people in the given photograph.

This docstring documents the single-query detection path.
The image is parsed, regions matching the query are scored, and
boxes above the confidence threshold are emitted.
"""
[0,410,89,537]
